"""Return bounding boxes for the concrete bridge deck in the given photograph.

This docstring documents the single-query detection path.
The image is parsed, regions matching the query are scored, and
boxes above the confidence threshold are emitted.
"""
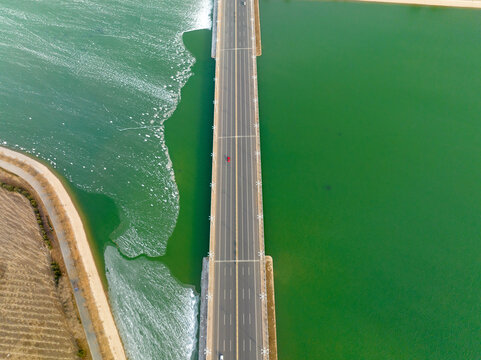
[203,0,269,359]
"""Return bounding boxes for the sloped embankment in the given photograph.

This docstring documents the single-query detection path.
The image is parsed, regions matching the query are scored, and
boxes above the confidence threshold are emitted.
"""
[0,183,86,359]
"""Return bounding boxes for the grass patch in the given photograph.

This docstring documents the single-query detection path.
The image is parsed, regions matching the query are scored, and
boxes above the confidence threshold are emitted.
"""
[75,339,87,359]
[0,183,14,192]
[50,261,62,286]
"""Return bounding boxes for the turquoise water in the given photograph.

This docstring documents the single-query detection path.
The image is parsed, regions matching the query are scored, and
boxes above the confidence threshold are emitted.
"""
[0,0,212,258]
[0,0,211,358]
[3,0,481,359]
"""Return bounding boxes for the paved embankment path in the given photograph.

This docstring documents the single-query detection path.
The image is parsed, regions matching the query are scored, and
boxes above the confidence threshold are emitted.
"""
[0,146,127,360]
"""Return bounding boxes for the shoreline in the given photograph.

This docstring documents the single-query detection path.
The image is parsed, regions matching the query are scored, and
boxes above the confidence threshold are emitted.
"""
[0,146,127,360]
[351,0,481,8]
[318,0,481,9]
[0,179,90,359]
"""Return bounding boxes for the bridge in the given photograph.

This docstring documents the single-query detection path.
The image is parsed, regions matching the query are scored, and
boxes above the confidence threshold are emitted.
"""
[199,0,272,359]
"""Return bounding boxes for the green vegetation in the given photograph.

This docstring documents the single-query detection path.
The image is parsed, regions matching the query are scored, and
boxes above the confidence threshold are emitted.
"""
[47,216,54,231]
[75,339,87,358]
[50,261,62,286]
[0,183,14,192]
[76,348,86,359]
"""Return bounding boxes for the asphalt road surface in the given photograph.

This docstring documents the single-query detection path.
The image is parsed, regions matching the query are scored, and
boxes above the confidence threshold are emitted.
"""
[208,0,268,359]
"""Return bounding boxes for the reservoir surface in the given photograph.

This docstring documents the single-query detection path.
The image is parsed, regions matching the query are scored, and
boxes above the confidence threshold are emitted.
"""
[1,0,481,359]
[258,1,481,358]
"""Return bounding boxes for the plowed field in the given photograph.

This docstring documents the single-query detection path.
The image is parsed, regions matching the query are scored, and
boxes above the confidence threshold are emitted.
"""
[0,187,79,359]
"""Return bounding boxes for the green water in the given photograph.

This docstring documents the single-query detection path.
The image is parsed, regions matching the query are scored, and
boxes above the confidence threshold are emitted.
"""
[0,0,212,358]
[163,30,214,288]
[163,3,481,358]
[257,1,481,358]
[3,0,481,359]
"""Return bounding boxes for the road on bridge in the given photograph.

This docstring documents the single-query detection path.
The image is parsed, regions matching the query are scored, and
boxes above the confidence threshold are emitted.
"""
[206,0,269,359]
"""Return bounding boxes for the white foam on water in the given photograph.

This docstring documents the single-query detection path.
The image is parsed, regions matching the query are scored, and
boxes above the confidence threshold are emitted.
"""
[0,0,213,358]
[105,246,199,360]
[0,0,212,257]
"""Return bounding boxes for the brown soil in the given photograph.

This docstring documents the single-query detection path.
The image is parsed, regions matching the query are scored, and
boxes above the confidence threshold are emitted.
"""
[0,172,89,360]
[0,151,126,360]
[265,256,278,360]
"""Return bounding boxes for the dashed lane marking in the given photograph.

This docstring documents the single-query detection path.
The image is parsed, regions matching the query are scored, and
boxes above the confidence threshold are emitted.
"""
[215,259,260,263]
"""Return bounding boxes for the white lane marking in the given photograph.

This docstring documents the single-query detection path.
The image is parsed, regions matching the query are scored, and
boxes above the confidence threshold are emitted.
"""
[242,267,245,276]
[214,0,227,348]
[216,262,222,356]
[242,288,245,299]
[218,134,256,139]
[230,314,232,325]
[224,313,226,325]
[243,339,246,352]
[211,0,267,356]
[214,259,259,263]
[246,0,264,355]
[248,267,250,275]
[235,3,240,357]
[243,313,245,324]
[248,288,251,300]
[220,47,252,51]
[223,339,226,351]
[230,289,232,300]
[224,289,226,300]
[247,3,264,356]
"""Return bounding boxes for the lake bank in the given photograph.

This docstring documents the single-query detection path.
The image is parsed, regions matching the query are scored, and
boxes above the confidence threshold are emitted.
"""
[312,0,481,8]
[0,178,86,359]
[0,146,126,360]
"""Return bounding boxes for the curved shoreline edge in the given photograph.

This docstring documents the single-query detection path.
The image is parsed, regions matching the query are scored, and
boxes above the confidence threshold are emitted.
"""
[310,0,481,9]
[0,146,127,360]
[351,0,481,8]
